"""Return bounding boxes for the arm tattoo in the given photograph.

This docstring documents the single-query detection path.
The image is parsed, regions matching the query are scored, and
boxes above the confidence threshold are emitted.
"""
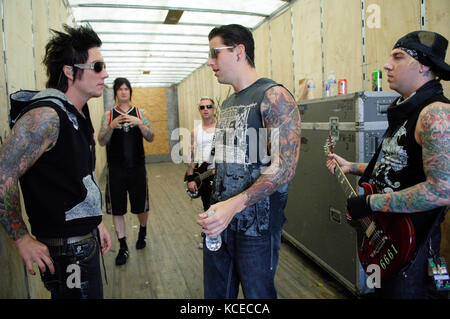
[243,86,301,207]
[350,163,368,176]
[0,107,59,240]
[370,104,450,212]
[97,111,113,146]
[139,109,154,142]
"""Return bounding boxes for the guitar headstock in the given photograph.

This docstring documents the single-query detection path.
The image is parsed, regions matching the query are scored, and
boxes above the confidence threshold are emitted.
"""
[323,135,337,156]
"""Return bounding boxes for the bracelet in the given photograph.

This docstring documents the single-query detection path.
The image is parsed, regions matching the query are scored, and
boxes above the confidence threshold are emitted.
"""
[186,175,196,182]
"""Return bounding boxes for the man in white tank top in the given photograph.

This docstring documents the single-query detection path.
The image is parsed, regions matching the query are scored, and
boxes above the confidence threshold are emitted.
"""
[186,96,217,211]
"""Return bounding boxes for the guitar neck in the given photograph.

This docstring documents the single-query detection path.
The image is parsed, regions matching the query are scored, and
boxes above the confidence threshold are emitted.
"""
[199,170,213,181]
[334,164,358,199]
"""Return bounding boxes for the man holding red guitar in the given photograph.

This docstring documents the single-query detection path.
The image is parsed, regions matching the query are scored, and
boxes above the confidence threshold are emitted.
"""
[327,31,450,298]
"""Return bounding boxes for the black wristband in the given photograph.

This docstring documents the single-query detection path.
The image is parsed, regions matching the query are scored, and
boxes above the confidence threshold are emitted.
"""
[186,174,196,182]
[346,195,374,220]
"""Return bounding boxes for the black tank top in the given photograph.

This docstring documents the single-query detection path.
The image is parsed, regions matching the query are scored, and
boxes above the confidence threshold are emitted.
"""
[212,78,292,235]
[17,89,102,238]
[106,106,145,168]
[373,80,449,244]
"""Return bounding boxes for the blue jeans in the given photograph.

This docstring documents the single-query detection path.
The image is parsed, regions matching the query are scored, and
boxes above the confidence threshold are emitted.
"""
[203,228,282,299]
[39,236,103,299]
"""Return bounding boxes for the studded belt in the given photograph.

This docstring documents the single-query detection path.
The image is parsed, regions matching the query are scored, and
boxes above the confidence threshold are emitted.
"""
[38,230,96,247]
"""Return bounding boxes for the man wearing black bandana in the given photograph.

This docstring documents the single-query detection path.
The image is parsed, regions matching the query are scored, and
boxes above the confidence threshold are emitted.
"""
[326,31,450,298]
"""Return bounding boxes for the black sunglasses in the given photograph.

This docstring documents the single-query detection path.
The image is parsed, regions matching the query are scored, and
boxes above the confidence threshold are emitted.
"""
[209,46,235,59]
[199,104,213,110]
[73,61,106,73]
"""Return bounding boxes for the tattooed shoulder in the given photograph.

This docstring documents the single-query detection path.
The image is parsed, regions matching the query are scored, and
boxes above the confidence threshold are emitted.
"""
[416,101,450,145]
[2,107,60,176]
[260,85,301,128]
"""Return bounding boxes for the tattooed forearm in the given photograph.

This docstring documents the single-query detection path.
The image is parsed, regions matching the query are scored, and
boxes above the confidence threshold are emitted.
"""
[0,182,28,240]
[350,163,368,176]
[244,86,301,207]
[98,112,114,146]
[139,112,154,142]
[0,107,58,239]
[370,103,449,213]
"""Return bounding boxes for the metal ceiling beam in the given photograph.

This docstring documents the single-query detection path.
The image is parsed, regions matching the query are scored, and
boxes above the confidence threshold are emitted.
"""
[106,61,203,65]
[103,55,206,60]
[100,49,206,54]
[106,65,196,69]
[79,19,220,28]
[71,3,269,17]
[105,80,177,83]
[101,41,208,46]
[107,68,191,72]
[97,31,206,37]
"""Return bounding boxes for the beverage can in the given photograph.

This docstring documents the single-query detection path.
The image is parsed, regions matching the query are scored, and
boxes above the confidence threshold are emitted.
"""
[372,70,382,91]
[338,79,347,95]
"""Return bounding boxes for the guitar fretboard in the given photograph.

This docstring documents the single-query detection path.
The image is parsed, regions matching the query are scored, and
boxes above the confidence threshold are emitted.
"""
[334,164,358,199]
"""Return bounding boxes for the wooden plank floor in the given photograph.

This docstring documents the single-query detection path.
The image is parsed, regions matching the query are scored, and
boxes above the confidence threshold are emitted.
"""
[100,162,354,299]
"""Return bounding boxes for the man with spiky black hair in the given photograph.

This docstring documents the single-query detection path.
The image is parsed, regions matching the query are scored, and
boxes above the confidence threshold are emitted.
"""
[0,24,111,299]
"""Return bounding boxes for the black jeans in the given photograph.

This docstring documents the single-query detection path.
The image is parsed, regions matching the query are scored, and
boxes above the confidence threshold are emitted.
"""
[40,236,103,299]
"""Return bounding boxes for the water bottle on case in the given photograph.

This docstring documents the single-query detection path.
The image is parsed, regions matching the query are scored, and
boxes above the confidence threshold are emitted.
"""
[205,210,222,251]
[326,70,337,97]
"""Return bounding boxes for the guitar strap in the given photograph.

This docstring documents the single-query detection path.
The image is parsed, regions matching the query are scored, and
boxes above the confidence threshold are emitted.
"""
[358,133,386,187]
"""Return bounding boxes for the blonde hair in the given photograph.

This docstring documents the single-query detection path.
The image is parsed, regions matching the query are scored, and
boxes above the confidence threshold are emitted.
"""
[199,96,214,105]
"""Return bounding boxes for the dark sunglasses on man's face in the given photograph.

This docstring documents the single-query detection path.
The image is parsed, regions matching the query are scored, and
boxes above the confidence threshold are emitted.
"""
[73,61,106,73]
[199,104,213,110]
[209,46,235,59]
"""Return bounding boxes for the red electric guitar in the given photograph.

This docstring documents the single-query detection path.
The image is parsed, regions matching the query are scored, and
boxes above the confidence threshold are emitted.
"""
[326,136,416,279]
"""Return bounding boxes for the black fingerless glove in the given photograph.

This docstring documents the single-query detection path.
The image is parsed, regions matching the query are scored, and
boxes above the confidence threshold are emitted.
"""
[346,195,374,220]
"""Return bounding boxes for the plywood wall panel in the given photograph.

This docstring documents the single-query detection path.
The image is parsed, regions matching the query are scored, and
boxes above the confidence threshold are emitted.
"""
[270,9,294,93]
[323,0,363,95]
[292,0,323,99]
[4,0,35,93]
[132,87,169,156]
[32,0,50,90]
[88,96,106,179]
[254,23,271,79]
[144,119,169,155]
[365,0,421,93]
[48,0,66,30]
[427,0,450,97]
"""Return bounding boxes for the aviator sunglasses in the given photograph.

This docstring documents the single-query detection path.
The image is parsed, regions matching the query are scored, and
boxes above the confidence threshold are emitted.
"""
[73,61,106,73]
[209,46,235,59]
[199,104,213,110]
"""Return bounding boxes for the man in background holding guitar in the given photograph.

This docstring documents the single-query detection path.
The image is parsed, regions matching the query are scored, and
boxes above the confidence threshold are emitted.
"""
[327,31,450,298]
[185,96,217,212]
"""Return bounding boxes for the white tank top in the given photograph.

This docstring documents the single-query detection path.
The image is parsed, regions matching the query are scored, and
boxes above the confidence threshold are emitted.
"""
[195,123,215,169]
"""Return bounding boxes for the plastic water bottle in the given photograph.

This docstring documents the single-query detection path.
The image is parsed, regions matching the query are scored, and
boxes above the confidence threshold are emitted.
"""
[205,210,222,251]
[326,71,337,97]
[307,77,315,99]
